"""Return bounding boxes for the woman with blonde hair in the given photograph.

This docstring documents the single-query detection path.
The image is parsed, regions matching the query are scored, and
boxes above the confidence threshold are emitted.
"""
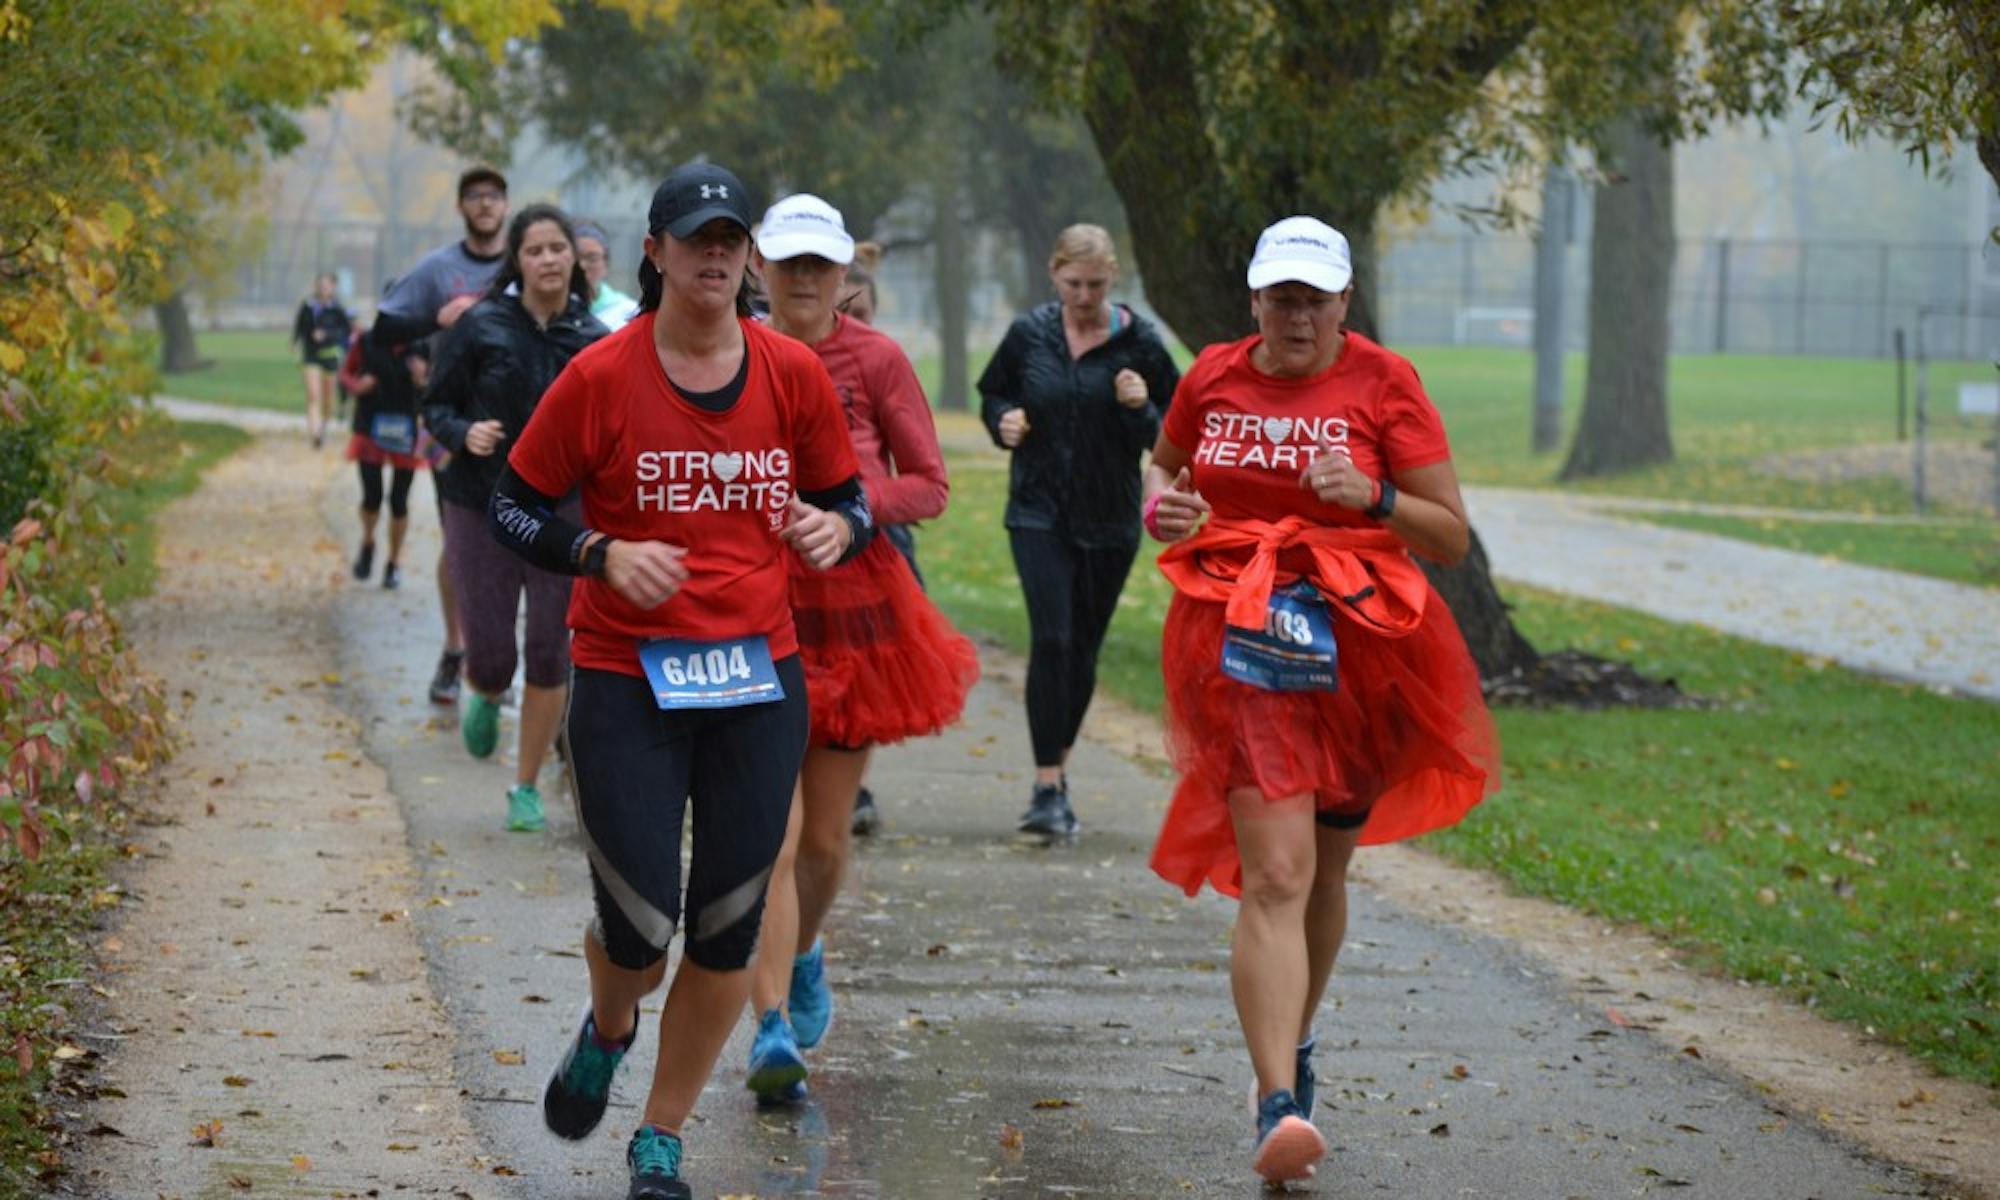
[978,223,1180,836]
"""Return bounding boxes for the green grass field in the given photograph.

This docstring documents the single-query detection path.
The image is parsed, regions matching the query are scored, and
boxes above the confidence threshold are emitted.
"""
[149,329,312,410]
[1631,510,2000,588]
[922,452,2000,1089]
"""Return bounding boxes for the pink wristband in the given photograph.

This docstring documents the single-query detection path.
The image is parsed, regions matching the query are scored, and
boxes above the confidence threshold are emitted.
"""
[1142,491,1167,541]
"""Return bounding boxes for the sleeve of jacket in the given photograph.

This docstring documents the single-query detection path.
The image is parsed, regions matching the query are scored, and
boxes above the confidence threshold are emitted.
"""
[291,303,312,348]
[977,319,1030,448]
[865,352,950,525]
[420,318,478,454]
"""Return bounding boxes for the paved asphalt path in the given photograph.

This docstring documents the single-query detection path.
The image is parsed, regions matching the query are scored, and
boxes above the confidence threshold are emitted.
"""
[311,476,1940,1199]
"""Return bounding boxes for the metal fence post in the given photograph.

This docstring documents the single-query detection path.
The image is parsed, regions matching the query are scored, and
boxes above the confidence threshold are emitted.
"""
[1913,309,1929,515]
[1714,238,1731,353]
[1893,327,1907,441]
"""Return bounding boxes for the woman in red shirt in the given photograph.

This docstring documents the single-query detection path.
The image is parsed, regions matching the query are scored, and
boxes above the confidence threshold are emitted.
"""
[738,193,977,1106]
[487,164,874,1200]
[1142,216,1499,1185]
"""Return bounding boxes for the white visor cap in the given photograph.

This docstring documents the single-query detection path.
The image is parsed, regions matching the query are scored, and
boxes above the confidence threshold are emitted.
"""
[755,193,855,265]
[1246,216,1352,294]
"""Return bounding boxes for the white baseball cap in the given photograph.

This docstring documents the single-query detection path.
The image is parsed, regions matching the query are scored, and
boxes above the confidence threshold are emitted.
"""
[1246,216,1352,293]
[755,193,855,265]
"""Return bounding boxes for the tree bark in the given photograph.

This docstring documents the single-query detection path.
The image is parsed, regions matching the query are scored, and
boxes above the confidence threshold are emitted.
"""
[1419,528,1540,679]
[1562,115,1676,479]
[932,175,970,412]
[154,291,205,374]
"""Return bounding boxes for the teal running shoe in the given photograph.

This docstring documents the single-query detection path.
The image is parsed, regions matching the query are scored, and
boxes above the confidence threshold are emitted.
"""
[1296,1036,1317,1119]
[542,1002,637,1140]
[506,783,544,833]
[787,938,833,1049]
[461,691,499,758]
[626,1125,691,1200]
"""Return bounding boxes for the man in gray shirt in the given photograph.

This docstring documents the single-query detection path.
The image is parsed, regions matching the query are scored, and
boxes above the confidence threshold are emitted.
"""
[374,167,510,344]
[376,167,509,706]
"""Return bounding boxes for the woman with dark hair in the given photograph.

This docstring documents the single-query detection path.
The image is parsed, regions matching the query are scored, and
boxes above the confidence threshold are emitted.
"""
[422,203,607,833]
[291,272,353,449]
[335,320,427,588]
[487,163,872,1200]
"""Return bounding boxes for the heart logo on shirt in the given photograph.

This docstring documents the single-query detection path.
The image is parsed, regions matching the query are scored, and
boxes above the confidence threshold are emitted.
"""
[1263,417,1294,444]
[711,452,745,483]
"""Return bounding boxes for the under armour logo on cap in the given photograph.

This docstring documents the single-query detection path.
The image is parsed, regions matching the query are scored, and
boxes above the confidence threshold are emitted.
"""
[648,162,756,239]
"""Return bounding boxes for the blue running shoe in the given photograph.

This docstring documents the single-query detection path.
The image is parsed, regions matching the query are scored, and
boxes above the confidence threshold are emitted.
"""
[1296,1036,1317,1119]
[746,1008,807,1104]
[462,691,499,759]
[1252,1088,1325,1184]
[787,939,833,1049]
[626,1125,691,1200]
[542,1002,637,1140]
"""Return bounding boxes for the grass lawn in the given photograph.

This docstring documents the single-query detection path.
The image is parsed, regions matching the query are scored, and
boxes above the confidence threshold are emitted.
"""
[147,329,308,411]
[923,452,1999,1089]
[1630,510,2000,589]
[1,415,248,1191]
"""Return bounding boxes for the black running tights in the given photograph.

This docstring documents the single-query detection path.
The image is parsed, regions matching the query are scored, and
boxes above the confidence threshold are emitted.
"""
[1008,528,1139,768]
[358,462,414,519]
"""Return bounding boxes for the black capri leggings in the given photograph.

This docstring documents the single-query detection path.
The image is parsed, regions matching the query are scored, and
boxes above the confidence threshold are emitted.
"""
[564,660,809,972]
[357,462,415,519]
[1008,528,1139,768]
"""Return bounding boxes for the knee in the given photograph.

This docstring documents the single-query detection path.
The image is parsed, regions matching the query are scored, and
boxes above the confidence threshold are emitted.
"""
[797,826,846,877]
[1239,852,1316,910]
[684,873,772,972]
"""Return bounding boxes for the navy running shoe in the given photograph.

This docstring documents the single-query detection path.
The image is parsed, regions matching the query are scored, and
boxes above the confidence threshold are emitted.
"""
[1252,1088,1325,1183]
[1018,782,1077,836]
[543,1002,637,1140]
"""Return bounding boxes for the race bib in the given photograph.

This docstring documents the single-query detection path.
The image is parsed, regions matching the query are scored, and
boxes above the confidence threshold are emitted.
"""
[370,412,417,455]
[638,635,784,709]
[1220,581,1338,692]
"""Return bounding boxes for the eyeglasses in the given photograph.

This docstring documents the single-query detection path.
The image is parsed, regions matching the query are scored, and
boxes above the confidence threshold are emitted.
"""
[462,189,506,205]
[578,250,609,266]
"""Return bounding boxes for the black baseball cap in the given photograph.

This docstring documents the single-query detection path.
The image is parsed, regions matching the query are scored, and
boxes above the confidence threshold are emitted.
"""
[457,166,507,198]
[648,162,755,239]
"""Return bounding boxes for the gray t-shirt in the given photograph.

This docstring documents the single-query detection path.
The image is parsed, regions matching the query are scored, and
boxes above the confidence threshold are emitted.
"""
[376,240,505,342]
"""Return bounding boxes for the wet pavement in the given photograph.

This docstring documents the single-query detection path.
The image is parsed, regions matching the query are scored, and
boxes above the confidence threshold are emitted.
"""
[318,483,1943,1199]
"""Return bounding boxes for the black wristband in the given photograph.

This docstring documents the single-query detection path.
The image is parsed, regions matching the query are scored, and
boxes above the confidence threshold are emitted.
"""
[1364,479,1397,521]
[582,538,610,577]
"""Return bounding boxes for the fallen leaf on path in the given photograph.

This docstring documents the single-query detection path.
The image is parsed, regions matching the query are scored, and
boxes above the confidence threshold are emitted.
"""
[1898,1089,1934,1108]
[190,1119,224,1147]
[1429,1123,1450,1137]
[240,1030,277,1039]
[998,1124,1025,1152]
[223,1075,251,1087]
[493,1049,525,1065]
[85,1124,123,1137]
[1032,1098,1074,1109]
[1449,1064,1469,1079]
[226,1174,252,1190]
[386,1142,418,1151]
[291,1155,311,1173]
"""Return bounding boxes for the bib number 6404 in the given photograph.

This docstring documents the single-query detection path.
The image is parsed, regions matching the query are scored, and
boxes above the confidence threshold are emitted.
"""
[658,643,753,687]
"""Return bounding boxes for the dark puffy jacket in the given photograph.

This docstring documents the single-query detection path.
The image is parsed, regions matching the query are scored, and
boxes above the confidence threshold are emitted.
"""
[347,326,422,438]
[977,301,1181,547]
[422,290,607,508]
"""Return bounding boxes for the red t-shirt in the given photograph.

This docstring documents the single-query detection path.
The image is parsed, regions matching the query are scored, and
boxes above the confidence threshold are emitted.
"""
[1161,332,1451,525]
[813,314,949,525]
[509,313,860,675]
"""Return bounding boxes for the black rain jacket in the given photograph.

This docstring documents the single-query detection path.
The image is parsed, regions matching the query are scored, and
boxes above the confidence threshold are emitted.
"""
[977,301,1181,548]
[422,289,607,509]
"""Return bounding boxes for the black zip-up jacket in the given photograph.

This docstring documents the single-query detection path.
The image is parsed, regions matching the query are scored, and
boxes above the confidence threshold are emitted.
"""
[348,326,422,438]
[978,301,1181,547]
[422,290,607,509]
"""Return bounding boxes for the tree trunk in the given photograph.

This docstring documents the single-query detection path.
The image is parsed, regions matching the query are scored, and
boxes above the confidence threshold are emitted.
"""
[1419,528,1540,679]
[932,176,970,412]
[1562,115,1676,479]
[154,291,205,374]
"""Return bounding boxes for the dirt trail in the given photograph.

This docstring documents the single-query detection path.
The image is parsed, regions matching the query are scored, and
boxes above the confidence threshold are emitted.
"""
[65,435,497,1198]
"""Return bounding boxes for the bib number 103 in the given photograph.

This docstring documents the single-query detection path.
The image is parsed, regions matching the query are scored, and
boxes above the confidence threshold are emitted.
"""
[658,644,752,688]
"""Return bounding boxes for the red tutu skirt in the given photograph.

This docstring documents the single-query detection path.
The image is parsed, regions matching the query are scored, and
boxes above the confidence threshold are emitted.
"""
[1151,588,1500,898]
[787,536,980,747]
[344,432,427,472]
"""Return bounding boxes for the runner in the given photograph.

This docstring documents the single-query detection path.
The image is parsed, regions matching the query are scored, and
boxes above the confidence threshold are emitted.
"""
[836,240,879,326]
[422,203,606,833]
[486,163,873,1200]
[741,194,976,1104]
[1141,216,1499,1183]
[978,224,1181,837]
[290,272,353,450]
[374,166,509,706]
[335,322,427,587]
[577,221,637,332]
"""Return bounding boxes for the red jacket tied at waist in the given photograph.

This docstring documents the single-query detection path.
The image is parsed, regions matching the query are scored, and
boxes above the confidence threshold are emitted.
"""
[1156,516,1430,638]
